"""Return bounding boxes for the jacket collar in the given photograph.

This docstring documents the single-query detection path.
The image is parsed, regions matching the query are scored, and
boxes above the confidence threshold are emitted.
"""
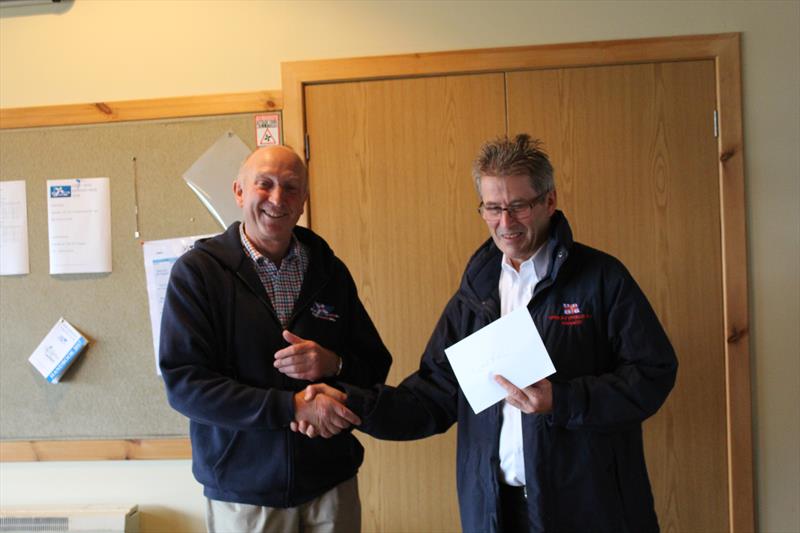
[196,222,334,268]
[459,209,574,306]
[194,222,336,312]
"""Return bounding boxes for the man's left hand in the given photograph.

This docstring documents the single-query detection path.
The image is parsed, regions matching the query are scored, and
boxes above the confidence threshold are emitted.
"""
[274,330,340,381]
[292,384,360,438]
[290,383,354,438]
[494,375,553,414]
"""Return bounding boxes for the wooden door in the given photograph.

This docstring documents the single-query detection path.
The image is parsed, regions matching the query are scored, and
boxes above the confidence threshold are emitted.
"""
[304,59,727,532]
[305,73,506,532]
[507,60,726,531]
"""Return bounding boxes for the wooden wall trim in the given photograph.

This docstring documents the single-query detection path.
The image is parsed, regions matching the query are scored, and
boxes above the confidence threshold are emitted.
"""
[281,32,753,532]
[714,36,755,533]
[0,439,191,461]
[0,90,282,130]
[282,33,740,155]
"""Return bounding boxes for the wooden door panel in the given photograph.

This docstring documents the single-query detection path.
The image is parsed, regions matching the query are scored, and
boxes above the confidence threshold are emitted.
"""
[306,59,727,533]
[507,60,726,531]
[306,73,506,532]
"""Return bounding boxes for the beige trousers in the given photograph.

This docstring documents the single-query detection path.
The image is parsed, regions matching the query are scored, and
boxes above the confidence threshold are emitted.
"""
[206,477,360,533]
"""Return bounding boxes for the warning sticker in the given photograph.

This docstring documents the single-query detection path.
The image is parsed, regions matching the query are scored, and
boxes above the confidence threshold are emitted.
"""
[255,113,281,147]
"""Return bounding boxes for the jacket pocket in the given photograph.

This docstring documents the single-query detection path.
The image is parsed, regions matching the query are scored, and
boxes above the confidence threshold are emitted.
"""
[211,429,240,486]
[212,429,288,495]
[551,430,627,531]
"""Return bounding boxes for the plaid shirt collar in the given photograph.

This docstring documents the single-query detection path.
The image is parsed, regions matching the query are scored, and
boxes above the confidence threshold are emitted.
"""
[239,222,303,268]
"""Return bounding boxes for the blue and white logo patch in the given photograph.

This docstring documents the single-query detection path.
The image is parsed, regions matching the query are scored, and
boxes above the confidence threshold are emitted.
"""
[310,302,339,322]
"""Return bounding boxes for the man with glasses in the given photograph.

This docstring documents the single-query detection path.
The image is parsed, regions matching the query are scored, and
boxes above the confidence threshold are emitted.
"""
[296,134,677,532]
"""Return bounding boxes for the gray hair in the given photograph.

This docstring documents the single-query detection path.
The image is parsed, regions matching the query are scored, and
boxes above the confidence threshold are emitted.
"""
[472,134,554,196]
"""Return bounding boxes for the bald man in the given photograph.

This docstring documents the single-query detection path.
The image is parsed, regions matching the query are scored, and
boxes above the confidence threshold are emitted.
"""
[160,145,391,533]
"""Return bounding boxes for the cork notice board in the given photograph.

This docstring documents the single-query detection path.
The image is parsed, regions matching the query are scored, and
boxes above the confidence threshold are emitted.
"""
[0,104,266,457]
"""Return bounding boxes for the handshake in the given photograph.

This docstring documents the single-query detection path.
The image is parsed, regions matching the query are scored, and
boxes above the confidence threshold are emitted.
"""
[292,384,361,438]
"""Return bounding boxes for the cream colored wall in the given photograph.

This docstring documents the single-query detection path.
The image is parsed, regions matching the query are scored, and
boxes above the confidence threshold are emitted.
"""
[1,1,797,532]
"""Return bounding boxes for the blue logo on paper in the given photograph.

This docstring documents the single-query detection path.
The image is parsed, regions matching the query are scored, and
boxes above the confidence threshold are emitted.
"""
[50,185,72,198]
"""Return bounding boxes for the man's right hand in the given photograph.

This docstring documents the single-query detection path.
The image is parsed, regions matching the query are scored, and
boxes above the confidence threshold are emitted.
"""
[292,384,361,438]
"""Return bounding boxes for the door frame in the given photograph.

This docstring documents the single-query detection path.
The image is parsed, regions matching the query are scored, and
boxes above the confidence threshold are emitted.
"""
[282,33,752,532]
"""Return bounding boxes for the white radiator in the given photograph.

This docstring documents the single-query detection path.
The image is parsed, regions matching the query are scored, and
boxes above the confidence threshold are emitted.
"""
[0,505,138,533]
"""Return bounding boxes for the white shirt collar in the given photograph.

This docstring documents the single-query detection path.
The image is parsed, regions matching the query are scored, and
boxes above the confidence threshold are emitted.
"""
[500,241,551,280]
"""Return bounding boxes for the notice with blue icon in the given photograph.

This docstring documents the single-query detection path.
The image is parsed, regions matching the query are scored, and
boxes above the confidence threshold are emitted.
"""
[142,233,217,374]
[28,317,89,383]
[47,177,112,274]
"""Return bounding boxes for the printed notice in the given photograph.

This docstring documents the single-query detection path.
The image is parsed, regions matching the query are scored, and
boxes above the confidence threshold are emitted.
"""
[143,233,217,374]
[255,113,281,147]
[444,306,556,414]
[47,177,112,274]
[28,317,89,383]
[0,180,30,275]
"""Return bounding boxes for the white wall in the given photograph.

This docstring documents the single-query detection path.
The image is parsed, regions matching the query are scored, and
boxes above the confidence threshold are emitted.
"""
[0,460,205,532]
[1,1,798,532]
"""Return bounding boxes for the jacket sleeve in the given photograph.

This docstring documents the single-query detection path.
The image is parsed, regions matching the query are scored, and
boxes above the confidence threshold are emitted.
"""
[334,264,392,387]
[550,262,678,431]
[159,255,295,431]
[343,296,463,441]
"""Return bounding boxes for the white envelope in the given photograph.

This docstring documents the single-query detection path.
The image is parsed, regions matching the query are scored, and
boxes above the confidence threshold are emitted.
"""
[444,306,555,414]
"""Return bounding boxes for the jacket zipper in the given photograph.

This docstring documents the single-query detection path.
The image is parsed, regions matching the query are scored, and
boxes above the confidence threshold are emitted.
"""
[281,285,329,507]
[236,267,331,506]
[531,247,568,302]
[234,269,307,507]
[286,280,328,330]
[234,271,282,327]
[286,429,294,507]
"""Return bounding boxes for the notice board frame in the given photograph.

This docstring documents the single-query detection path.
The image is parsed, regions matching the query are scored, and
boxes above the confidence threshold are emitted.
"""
[0,90,281,462]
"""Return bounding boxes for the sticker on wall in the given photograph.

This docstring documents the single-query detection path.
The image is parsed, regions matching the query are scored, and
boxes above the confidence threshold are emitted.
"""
[255,112,282,147]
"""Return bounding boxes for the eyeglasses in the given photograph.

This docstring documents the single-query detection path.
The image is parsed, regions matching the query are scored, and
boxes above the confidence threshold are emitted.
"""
[477,192,548,221]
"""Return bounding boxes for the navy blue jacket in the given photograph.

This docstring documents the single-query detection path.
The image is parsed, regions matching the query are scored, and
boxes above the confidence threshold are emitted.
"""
[160,222,391,507]
[345,211,677,532]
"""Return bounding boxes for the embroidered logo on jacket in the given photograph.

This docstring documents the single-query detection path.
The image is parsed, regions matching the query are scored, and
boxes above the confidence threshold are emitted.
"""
[548,302,591,326]
[310,302,340,322]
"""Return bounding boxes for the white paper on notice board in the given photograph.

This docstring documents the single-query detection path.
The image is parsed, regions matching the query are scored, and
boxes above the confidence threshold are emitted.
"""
[0,180,30,275]
[47,177,112,274]
[143,233,217,374]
